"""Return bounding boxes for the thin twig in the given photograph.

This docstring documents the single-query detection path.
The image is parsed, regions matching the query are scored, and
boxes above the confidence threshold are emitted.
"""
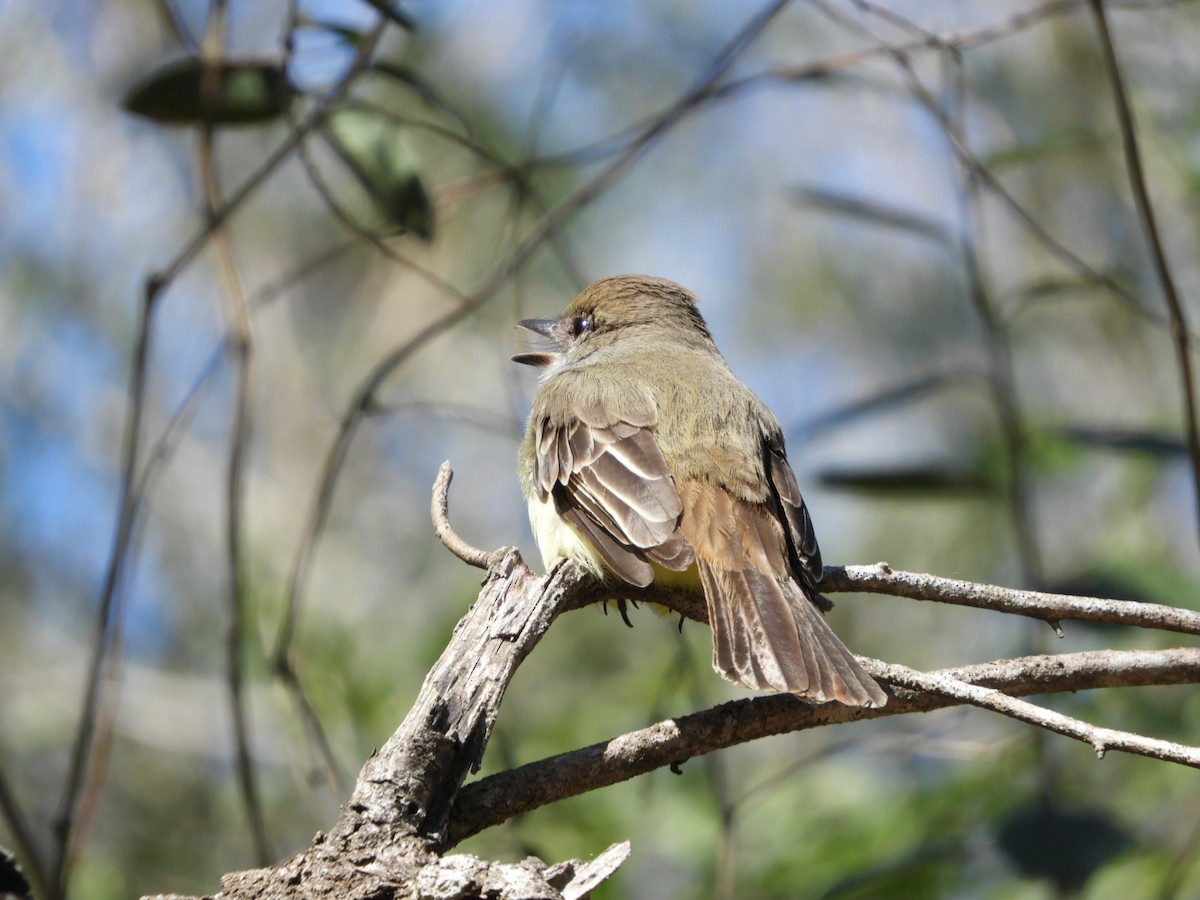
[198,6,272,864]
[876,658,1200,765]
[822,563,1200,635]
[133,239,362,510]
[1088,0,1200,555]
[431,462,494,569]
[535,1,1147,169]
[207,157,273,864]
[51,241,156,900]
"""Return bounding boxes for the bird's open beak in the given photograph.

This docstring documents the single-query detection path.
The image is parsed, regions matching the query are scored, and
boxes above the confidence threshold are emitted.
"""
[516,317,558,338]
[512,317,561,368]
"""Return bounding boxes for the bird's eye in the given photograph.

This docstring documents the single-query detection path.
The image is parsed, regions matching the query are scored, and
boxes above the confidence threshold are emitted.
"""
[571,316,592,337]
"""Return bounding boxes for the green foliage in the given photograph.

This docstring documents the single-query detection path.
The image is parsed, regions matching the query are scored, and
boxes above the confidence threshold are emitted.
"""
[997,803,1132,893]
[325,108,435,238]
[122,59,293,125]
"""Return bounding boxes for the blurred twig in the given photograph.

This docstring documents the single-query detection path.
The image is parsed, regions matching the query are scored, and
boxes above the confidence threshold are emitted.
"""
[925,30,1046,586]
[51,224,156,900]
[134,240,361,514]
[797,368,989,440]
[198,4,272,861]
[792,185,958,248]
[815,0,1045,586]
[1087,0,1200,556]
[713,3,1172,331]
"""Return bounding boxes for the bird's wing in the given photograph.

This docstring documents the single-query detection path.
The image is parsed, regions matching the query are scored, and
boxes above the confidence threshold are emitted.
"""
[764,440,823,584]
[678,443,886,707]
[532,396,694,587]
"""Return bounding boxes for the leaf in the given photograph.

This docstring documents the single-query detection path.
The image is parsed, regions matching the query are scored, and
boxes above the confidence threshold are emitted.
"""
[1043,561,1198,615]
[997,802,1131,892]
[799,370,982,440]
[792,185,955,247]
[1057,426,1187,458]
[1042,574,1143,604]
[815,465,998,497]
[325,108,434,239]
[122,58,294,126]
[981,127,1106,171]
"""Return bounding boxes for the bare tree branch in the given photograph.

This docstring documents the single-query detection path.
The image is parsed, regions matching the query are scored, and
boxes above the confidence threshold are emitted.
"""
[448,647,1200,846]
[1087,0,1200,554]
[198,22,272,862]
[877,657,1200,766]
[822,563,1200,636]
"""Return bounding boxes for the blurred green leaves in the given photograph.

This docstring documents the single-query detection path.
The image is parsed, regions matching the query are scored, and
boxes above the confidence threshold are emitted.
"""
[815,464,1000,497]
[122,59,294,126]
[121,54,436,238]
[997,802,1133,894]
[325,108,434,239]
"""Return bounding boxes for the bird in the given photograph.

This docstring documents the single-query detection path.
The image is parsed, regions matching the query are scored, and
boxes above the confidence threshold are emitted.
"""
[513,275,886,707]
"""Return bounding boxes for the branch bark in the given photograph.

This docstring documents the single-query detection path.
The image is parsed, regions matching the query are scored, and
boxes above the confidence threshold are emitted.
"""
[150,546,617,900]
[822,563,1200,635]
[447,647,1200,845]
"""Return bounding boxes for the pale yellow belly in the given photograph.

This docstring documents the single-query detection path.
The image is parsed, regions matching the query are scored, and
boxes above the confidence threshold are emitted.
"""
[527,492,702,593]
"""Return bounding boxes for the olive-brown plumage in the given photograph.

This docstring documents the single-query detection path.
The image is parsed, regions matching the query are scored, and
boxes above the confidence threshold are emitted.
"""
[514,275,885,707]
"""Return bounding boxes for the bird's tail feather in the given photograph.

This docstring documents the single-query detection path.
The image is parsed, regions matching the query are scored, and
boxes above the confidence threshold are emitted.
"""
[699,560,886,707]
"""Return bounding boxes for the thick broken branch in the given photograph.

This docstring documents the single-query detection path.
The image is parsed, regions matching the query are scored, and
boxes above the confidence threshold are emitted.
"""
[165,547,604,900]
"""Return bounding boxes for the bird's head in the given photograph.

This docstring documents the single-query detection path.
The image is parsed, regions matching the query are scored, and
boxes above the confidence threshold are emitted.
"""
[512,274,714,372]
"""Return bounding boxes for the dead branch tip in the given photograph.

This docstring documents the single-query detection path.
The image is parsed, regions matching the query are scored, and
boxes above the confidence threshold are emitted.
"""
[431,462,493,569]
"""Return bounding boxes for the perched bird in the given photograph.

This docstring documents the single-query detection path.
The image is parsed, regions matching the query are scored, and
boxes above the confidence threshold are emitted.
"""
[514,275,885,707]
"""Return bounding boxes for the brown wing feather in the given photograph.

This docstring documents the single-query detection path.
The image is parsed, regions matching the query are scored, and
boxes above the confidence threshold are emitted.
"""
[560,502,654,586]
[533,406,694,586]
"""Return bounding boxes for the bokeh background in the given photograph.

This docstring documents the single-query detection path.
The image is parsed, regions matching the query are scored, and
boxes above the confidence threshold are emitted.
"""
[2,0,1200,897]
